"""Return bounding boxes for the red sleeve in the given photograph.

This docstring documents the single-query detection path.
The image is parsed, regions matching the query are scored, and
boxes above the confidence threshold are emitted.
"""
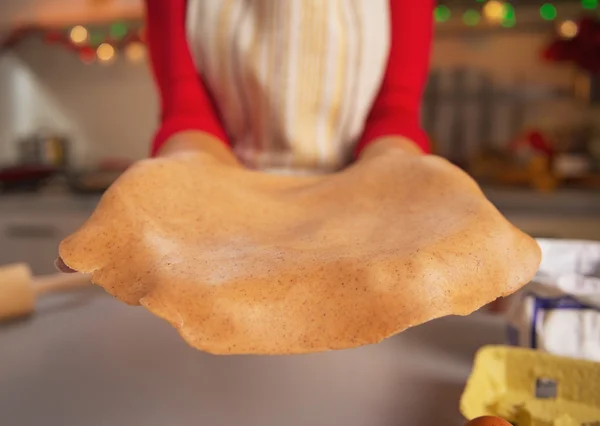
[145,0,228,156]
[354,0,434,156]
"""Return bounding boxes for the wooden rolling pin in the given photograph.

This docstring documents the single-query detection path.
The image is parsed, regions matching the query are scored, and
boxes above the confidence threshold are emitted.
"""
[0,263,91,322]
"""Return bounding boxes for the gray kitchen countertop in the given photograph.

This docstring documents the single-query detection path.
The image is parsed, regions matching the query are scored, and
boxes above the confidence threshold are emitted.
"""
[0,286,504,426]
[482,186,600,216]
[0,186,583,425]
[0,192,100,214]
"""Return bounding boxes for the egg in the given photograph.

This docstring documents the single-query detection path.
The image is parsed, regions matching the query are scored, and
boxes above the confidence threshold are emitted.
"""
[465,416,513,426]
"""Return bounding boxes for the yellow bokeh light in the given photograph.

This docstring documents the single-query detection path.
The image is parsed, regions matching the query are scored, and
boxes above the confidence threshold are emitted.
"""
[558,20,578,39]
[97,43,116,63]
[483,0,506,23]
[125,42,146,63]
[69,25,88,45]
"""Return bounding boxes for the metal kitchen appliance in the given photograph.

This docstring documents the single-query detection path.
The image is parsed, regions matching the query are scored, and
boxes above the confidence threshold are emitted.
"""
[17,129,70,169]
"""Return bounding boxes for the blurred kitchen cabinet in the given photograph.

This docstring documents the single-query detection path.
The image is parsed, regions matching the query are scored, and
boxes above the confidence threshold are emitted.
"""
[0,211,89,275]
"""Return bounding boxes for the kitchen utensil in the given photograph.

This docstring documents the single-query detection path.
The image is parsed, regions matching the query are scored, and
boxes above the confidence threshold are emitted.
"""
[0,263,90,322]
[18,129,70,168]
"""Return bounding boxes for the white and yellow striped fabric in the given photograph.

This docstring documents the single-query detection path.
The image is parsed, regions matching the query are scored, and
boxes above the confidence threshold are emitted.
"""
[186,0,390,173]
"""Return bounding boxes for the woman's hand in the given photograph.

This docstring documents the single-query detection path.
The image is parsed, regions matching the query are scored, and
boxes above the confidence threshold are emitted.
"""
[158,131,241,167]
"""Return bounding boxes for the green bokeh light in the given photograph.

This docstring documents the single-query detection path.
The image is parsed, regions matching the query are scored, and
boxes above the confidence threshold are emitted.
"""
[581,0,598,9]
[504,3,515,20]
[463,9,481,26]
[88,31,105,46]
[502,17,516,27]
[110,22,128,40]
[540,3,557,20]
[502,3,516,27]
[434,5,452,22]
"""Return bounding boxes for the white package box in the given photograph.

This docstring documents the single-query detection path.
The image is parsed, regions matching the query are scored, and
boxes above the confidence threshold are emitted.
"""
[505,238,600,362]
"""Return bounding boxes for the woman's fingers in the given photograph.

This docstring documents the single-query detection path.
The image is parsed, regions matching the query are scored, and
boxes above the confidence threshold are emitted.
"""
[55,257,77,273]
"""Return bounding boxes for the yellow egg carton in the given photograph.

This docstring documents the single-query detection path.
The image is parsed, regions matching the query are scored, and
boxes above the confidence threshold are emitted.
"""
[460,345,600,426]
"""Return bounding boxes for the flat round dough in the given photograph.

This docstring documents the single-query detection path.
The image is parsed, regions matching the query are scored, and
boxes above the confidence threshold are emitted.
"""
[59,151,540,355]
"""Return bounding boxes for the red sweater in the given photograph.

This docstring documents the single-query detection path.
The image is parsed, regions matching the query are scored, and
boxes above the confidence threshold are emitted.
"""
[145,0,433,158]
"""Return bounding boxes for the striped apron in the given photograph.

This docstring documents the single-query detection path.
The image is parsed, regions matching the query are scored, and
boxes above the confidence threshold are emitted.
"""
[186,0,390,173]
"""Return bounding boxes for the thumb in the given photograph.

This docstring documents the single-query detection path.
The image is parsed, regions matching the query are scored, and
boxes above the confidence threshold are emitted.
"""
[55,257,77,273]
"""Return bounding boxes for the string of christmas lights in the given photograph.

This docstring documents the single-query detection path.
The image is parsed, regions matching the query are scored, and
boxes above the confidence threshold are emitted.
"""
[1,0,598,63]
[435,0,598,35]
[45,21,146,64]
[1,21,146,65]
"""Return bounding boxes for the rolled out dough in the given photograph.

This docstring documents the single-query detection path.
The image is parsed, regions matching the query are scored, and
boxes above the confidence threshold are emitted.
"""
[59,151,541,354]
